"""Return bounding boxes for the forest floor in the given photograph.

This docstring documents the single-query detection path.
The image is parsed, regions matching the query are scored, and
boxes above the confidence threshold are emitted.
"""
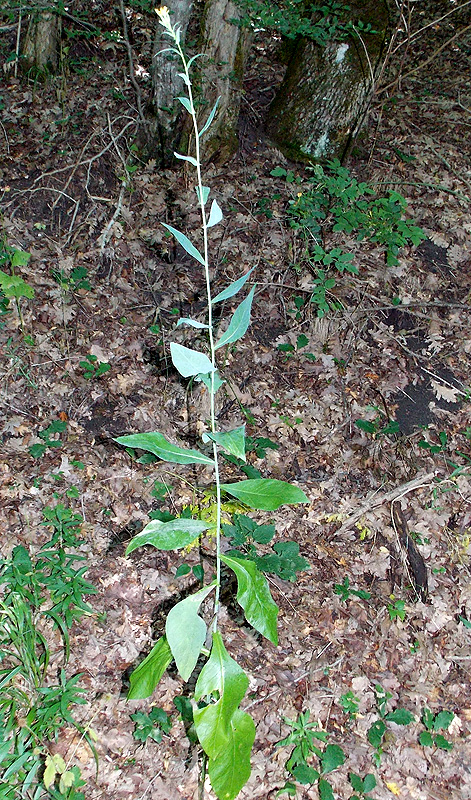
[1,6,471,800]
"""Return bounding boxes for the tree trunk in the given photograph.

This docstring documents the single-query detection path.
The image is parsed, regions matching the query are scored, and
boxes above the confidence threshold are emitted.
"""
[23,10,60,72]
[151,0,251,166]
[265,0,390,163]
[151,0,194,166]
[194,0,252,164]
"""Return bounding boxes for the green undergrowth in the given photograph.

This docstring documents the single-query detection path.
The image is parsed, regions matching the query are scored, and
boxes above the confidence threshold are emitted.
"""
[270,160,426,317]
[235,0,375,46]
[0,504,96,798]
[276,688,456,798]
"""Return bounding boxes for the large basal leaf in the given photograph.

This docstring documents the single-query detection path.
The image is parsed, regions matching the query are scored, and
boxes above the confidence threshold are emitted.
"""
[318,778,335,800]
[215,287,255,350]
[166,583,216,682]
[114,431,214,466]
[127,636,173,699]
[125,518,210,554]
[170,342,215,378]
[202,425,246,461]
[161,222,205,265]
[212,267,254,304]
[194,631,249,755]
[207,709,255,800]
[220,478,309,510]
[10,248,31,268]
[220,554,278,644]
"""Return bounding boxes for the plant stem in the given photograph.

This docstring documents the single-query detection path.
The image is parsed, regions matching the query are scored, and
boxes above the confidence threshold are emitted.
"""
[174,34,222,634]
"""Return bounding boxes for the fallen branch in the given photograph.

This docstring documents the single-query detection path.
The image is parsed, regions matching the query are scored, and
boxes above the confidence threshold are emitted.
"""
[337,472,437,535]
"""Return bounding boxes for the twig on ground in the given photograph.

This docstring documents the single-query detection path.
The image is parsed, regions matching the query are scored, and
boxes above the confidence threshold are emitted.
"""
[337,472,437,535]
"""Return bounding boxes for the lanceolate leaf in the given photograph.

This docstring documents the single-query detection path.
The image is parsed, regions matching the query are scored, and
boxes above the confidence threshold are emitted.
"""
[177,95,193,114]
[127,636,173,699]
[170,342,215,378]
[174,152,198,167]
[196,185,210,205]
[194,632,249,754]
[176,71,191,86]
[212,267,254,304]
[161,222,205,265]
[166,583,216,681]
[215,287,255,350]
[203,425,246,461]
[114,431,214,466]
[221,479,309,510]
[220,554,279,644]
[207,199,223,228]
[199,97,220,138]
[125,518,210,554]
[176,317,209,329]
[207,709,255,800]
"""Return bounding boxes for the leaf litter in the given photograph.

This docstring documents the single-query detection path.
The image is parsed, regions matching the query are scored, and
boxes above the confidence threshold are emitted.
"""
[1,7,471,800]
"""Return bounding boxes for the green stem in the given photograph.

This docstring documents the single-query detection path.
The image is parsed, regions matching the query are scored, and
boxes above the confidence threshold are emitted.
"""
[174,36,222,634]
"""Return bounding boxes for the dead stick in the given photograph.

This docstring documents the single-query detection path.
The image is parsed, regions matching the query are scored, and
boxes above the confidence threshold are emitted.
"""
[337,472,437,534]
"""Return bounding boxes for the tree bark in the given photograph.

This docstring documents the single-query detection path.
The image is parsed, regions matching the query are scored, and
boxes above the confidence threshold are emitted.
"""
[151,0,194,166]
[194,0,252,164]
[266,0,390,163]
[23,10,60,72]
[151,0,251,166]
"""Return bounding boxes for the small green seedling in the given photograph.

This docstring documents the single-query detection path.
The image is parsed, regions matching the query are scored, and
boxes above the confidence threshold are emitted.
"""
[419,708,454,751]
[43,754,86,796]
[339,690,360,721]
[0,241,34,329]
[28,419,67,458]
[52,265,91,292]
[334,576,371,603]
[131,707,172,743]
[367,684,415,766]
[348,772,377,799]
[224,514,310,582]
[277,333,316,362]
[387,597,406,622]
[0,505,95,798]
[276,711,345,798]
[418,431,448,454]
[355,408,399,439]
[79,353,111,379]
[276,158,425,318]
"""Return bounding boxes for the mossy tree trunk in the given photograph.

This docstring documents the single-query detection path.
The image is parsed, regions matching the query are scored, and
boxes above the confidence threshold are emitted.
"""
[266,0,390,163]
[22,9,61,73]
[151,0,251,166]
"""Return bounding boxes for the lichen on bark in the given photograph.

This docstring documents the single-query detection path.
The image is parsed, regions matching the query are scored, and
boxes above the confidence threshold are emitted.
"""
[266,0,390,163]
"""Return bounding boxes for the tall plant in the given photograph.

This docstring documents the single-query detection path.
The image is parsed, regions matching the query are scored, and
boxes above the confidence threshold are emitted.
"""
[114,7,308,799]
